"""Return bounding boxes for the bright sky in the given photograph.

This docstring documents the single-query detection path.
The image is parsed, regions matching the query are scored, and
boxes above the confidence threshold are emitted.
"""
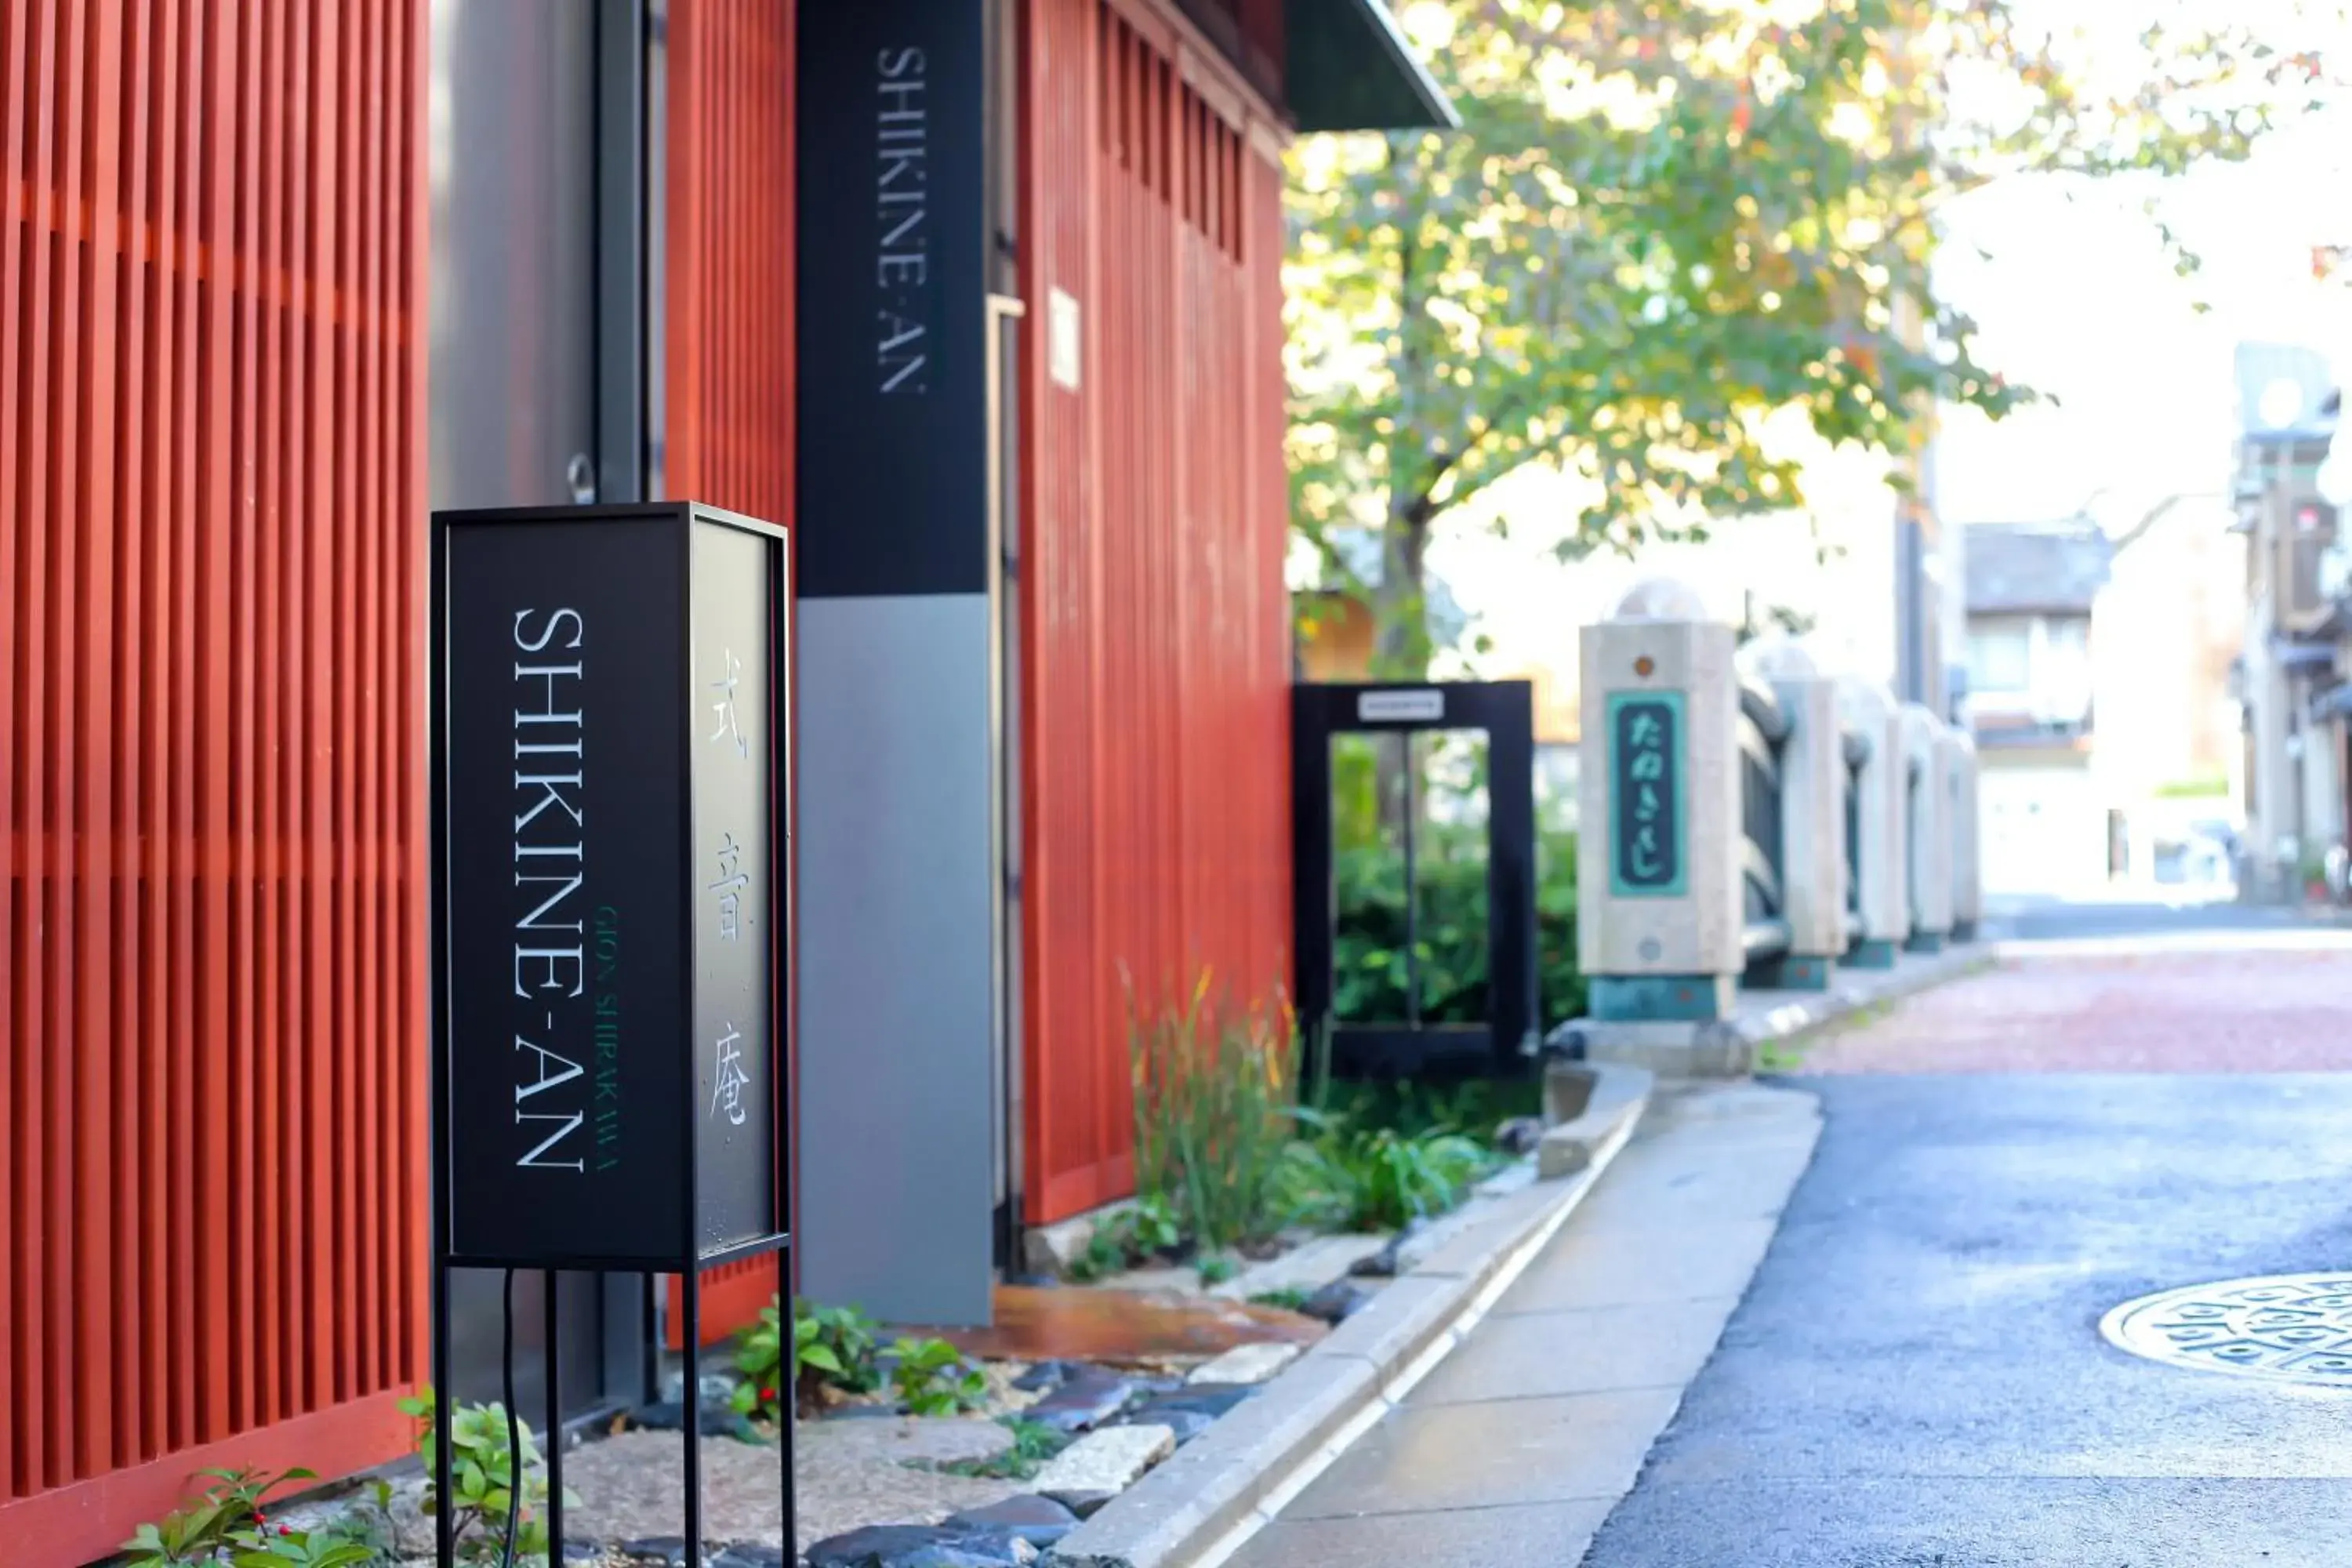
[1935,63,2352,531]
[1436,5,2352,686]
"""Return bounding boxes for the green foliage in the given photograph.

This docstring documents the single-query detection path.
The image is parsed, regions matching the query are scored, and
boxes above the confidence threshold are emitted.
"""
[1129,975,1307,1252]
[1316,1074,1543,1152]
[1287,0,2339,666]
[1334,823,1587,1033]
[121,1469,383,1568]
[1066,1193,1187,1283]
[890,1338,989,1417]
[1282,1118,1494,1234]
[1248,1286,1316,1313]
[734,1298,886,1421]
[1196,1251,1240,1287]
[927,1418,1073,1481]
[397,1386,579,1563]
[730,1301,792,1424]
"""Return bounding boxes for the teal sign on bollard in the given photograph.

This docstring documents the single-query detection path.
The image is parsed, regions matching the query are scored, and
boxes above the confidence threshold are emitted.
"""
[1607,690,1686,897]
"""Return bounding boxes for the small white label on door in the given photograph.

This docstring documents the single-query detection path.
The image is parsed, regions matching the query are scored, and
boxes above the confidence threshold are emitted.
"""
[1048,289,1082,390]
[1358,688,1445,723]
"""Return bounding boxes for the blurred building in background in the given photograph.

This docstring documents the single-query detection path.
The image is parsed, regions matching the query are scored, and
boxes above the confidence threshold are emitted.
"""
[2232,339,2345,901]
[1962,523,2111,893]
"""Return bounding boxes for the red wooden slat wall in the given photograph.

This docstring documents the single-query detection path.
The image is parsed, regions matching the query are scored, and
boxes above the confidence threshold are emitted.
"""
[0,2,430,1562]
[660,0,797,1348]
[1018,0,1294,1225]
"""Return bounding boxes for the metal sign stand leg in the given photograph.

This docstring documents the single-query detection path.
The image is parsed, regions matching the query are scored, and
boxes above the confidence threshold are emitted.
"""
[546,1279,565,1563]
[782,1243,796,1564]
[684,1265,704,1565]
[433,1261,455,1568]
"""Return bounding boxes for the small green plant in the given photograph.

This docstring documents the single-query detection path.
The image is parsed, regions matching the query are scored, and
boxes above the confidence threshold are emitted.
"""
[397,1386,579,1563]
[1066,1194,1185,1282]
[733,1298,884,1421]
[1129,972,1304,1252]
[120,1468,380,1568]
[890,1336,989,1417]
[1283,1118,1492,1233]
[1248,1286,1314,1313]
[925,1417,1071,1480]
[1196,1251,1240,1287]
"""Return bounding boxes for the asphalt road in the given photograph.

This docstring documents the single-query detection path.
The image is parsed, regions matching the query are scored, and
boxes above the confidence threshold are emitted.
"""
[1980,891,2336,944]
[1581,1069,2352,1567]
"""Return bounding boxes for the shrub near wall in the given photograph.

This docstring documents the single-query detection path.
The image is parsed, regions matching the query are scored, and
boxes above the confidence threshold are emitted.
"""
[1332,826,1586,1034]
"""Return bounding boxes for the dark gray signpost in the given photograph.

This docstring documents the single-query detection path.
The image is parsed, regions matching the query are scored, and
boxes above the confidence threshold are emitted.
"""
[430,501,791,1566]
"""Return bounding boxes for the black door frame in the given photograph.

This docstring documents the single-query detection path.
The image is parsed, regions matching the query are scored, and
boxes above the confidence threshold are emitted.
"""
[1292,681,1539,1080]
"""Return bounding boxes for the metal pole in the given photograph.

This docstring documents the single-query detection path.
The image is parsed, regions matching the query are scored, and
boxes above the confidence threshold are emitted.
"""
[432,1263,453,1568]
[1402,732,1420,1029]
[684,1267,703,1562]
[545,1276,564,1566]
[781,1243,795,1563]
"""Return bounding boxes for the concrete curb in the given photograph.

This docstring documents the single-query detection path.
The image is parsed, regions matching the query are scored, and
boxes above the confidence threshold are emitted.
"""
[1553,941,1993,1078]
[1041,1069,1651,1568]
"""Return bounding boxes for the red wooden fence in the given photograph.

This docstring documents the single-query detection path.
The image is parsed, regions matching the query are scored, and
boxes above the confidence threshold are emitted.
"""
[0,2,430,1560]
[661,0,797,1347]
[1018,0,1294,1225]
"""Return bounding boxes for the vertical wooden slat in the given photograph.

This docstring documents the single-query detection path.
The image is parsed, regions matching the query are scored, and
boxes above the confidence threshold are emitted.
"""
[24,0,60,1490]
[659,0,797,1346]
[332,0,363,1407]
[3,1,433,1556]
[303,0,339,1417]
[75,0,125,1478]
[355,0,387,1396]
[1018,1,1294,1224]
[252,0,288,1432]
[169,0,205,1458]
[0,0,25,1501]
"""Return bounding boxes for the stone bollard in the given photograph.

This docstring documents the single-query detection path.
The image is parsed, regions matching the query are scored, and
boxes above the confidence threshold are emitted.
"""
[1838,677,1908,968]
[1577,579,1742,1023]
[1947,730,1982,942]
[1902,704,1955,952]
[1739,635,1843,989]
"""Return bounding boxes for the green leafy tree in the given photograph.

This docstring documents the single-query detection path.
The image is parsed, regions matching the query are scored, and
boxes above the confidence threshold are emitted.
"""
[1287,0,2340,671]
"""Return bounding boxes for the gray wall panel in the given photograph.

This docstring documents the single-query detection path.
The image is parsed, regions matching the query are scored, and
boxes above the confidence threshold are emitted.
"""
[797,594,997,1327]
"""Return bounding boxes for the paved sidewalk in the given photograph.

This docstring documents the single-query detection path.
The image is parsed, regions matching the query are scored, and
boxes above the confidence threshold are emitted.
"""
[1223,1083,1821,1568]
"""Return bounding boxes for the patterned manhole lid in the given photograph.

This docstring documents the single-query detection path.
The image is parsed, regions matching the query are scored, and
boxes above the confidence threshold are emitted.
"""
[2100,1274,2352,1387]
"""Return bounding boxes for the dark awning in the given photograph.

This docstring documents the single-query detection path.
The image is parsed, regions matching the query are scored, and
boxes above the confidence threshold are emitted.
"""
[1287,0,1460,132]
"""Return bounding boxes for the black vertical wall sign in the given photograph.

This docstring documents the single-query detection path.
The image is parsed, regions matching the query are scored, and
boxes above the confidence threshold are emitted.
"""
[431,502,792,1271]
[797,0,989,599]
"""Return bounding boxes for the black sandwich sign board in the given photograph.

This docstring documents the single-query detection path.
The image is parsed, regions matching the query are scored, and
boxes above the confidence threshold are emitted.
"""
[429,500,791,1564]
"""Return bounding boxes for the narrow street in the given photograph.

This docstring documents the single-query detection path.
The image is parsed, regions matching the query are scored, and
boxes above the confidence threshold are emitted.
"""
[1243,913,2352,1567]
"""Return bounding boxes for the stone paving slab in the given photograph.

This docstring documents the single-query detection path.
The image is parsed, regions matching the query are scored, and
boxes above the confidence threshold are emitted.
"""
[1275,1387,1685,1521]
[1408,1301,1738,1406]
[1229,1499,1617,1568]
[1496,1219,1779,1315]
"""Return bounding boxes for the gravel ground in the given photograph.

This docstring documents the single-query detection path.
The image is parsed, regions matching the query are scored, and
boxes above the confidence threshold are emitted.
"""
[557,1417,1025,1560]
[1795,949,2352,1073]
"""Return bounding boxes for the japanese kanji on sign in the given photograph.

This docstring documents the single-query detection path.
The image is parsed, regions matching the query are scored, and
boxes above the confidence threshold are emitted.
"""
[1607,690,1687,897]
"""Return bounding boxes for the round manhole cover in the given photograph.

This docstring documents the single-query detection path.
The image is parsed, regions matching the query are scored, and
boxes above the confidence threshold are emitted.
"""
[2101,1274,2352,1387]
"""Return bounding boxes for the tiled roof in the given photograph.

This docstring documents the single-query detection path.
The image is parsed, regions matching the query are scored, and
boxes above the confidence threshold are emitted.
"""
[1963,521,2112,615]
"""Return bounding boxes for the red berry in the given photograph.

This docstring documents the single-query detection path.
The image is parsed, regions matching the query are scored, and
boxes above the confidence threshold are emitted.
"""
[762,1386,778,1401]
[278,1526,293,1537]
